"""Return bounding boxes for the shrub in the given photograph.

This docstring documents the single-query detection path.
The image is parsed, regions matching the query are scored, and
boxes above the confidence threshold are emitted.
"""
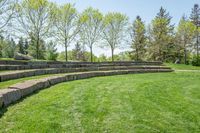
[192,56,200,66]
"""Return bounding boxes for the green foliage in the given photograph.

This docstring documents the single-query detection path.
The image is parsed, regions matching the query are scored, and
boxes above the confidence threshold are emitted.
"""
[28,36,46,59]
[175,16,196,64]
[53,3,79,61]
[130,16,146,61]
[57,51,73,61]
[57,50,97,62]
[79,7,103,62]
[190,4,200,57]
[1,37,16,58]
[148,7,174,61]
[103,12,128,62]
[16,0,54,59]
[72,42,87,61]
[98,54,107,62]
[16,37,29,55]
[192,56,200,66]
[45,41,58,61]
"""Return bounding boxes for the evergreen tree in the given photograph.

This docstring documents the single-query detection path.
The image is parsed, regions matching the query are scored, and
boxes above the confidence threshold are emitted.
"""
[148,7,174,61]
[45,41,58,61]
[2,37,16,58]
[72,42,82,61]
[0,35,4,57]
[190,4,200,57]
[130,16,146,61]
[72,42,88,61]
[28,36,46,59]
[17,37,25,54]
[24,39,29,55]
[98,54,107,62]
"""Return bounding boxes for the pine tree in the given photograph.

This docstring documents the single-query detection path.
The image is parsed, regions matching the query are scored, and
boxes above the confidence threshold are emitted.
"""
[17,37,25,54]
[190,4,200,57]
[45,41,58,61]
[24,39,29,55]
[72,42,85,61]
[28,35,46,59]
[2,37,16,58]
[148,7,174,61]
[130,16,146,61]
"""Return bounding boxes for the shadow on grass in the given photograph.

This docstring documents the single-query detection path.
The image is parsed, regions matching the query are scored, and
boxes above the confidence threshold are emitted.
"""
[0,90,41,118]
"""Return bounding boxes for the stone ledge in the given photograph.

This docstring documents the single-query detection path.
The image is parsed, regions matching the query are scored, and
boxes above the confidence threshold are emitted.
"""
[0,89,21,107]
[0,69,173,109]
[0,66,172,82]
[9,79,50,98]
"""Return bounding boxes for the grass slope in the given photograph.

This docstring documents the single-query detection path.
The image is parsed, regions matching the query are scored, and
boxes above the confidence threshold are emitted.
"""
[165,63,200,70]
[0,72,200,132]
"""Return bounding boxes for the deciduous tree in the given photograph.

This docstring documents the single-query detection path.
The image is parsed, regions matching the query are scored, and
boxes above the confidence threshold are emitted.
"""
[0,0,16,33]
[53,3,80,61]
[79,7,103,62]
[15,0,54,59]
[176,16,196,64]
[103,12,128,62]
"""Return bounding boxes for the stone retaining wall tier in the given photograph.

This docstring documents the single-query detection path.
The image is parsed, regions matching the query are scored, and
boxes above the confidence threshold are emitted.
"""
[47,76,66,85]
[0,66,172,82]
[9,80,50,98]
[0,89,21,107]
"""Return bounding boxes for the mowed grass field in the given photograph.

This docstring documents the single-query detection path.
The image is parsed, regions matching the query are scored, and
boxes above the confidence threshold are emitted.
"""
[0,71,200,132]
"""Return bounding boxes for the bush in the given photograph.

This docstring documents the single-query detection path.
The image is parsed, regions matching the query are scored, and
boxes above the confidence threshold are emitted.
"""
[192,56,200,66]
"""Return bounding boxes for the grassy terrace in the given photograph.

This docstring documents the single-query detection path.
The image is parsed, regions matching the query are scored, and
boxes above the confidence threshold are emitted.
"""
[165,63,200,70]
[0,70,200,132]
[0,73,64,89]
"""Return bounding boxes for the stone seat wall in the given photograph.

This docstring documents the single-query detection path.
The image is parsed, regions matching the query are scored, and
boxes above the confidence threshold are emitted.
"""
[0,66,172,82]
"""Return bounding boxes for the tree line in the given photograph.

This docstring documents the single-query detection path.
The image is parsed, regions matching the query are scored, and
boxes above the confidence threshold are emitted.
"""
[0,0,200,65]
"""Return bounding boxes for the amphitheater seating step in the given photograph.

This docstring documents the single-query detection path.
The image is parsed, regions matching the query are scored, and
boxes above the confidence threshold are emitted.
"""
[0,66,172,82]
[0,60,174,109]
[0,61,163,70]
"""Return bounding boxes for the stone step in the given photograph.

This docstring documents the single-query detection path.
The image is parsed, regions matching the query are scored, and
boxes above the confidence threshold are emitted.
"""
[0,63,164,70]
[0,60,162,65]
[0,68,173,109]
[0,66,172,82]
[0,61,163,70]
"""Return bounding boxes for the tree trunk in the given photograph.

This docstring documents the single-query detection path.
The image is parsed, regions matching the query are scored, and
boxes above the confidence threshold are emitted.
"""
[184,48,187,64]
[197,30,199,57]
[111,48,114,62]
[90,46,93,62]
[36,38,39,59]
[65,41,68,62]
[136,46,139,61]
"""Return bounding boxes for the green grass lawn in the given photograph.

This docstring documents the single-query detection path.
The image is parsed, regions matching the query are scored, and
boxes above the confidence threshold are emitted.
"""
[0,72,200,132]
[165,63,200,70]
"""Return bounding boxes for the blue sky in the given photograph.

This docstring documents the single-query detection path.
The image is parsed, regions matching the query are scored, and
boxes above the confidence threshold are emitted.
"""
[50,0,200,56]
[50,0,200,25]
